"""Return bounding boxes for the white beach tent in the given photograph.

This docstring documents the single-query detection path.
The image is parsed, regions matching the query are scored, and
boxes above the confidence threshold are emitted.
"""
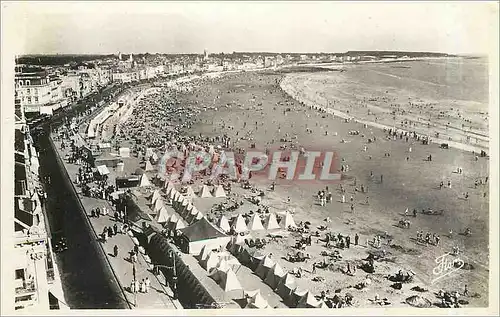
[255,255,276,279]
[199,185,213,198]
[264,263,286,290]
[172,191,180,204]
[139,174,152,187]
[154,199,165,213]
[194,212,204,221]
[213,185,227,198]
[231,214,248,234]
[280,211,297,229]
[218,215,231,233]
[179,199,189,214]
[212,267,243,293]
[276,273,297,300]
[150,189,161,205]
[180,203,193,219]
[168,213,178,225]
[166,187,176,199]
[174,194,185,210]
[185,185,196,199]
[202,252,219,271]
[145,160,154,172]
[155,207,170,224]
[297,291,321,308]
[246,290,270,309]
[247,214,265,231]
[291,288,308,307]
[264,213,280,230]
[172,218,186,230]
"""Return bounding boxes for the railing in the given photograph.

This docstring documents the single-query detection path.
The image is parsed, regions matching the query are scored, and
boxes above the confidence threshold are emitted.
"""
[15,281,36,295]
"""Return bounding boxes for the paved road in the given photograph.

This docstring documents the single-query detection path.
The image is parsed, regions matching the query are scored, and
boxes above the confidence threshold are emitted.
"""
[34,130,129,309]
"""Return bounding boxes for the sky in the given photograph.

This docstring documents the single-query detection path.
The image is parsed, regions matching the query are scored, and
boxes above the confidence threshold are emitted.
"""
[3,1,498,55]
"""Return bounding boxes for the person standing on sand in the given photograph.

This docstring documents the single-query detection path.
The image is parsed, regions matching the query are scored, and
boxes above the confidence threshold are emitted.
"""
[341,194,345,203]
[355,233,359,245]
[350,204,355,213]
[380,174,383,183]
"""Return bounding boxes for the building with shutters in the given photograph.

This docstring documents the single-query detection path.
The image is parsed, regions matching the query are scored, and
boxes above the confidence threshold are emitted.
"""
[12,97,68,311]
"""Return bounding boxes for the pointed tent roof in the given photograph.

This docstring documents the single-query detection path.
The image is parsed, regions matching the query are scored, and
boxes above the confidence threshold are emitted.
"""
[264,213,280,230]
[213,185,227,198]
[199,185,213,198]
[276,273,297,300]
[173,219,186,230]
[194,212,204,221]
[180,204,193,218]
[280,211,297,229]
[216,258,230,272]
[292,287,308,306]
[198,245,211,261]
[185,185,196,198]
[155,207,169,223]
[168,213,178,224]
[280,272,296,287]
[264,263,286,290]
[172,191,180,202]
[219,268,243,292]
[202,252,220,271]
[150,189,161,204]
[297,291,320,308]
[231,214,248,233]
[179,217,228,242]
[248,214,265,231]
[255,255,276,279]
[247,292,270,309]
[218,215,231,233]
[176,194,185,203]
[139,174,152,187]
[145,160,154,172]
[154,199,165,213]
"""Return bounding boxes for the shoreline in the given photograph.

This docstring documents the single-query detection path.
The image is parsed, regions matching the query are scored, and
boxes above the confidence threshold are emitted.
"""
[280,74,489,154]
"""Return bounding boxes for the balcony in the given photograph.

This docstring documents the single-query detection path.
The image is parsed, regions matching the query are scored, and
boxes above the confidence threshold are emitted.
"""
[15,280,36,295]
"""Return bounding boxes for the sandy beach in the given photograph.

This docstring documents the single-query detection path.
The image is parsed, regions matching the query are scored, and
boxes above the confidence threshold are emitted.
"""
[167,66,490,307]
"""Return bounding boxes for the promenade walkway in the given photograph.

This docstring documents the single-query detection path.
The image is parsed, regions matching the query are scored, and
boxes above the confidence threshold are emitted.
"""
[52,136,182,310]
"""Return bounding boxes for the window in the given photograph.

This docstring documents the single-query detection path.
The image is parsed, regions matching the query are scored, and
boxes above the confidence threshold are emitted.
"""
[34,88,38,95]
[26,88,30,95]
[19,80,23,86]
[25,80,30,86]
[27,97,31,103]
[15,269,25,280]
[34,97,38,103]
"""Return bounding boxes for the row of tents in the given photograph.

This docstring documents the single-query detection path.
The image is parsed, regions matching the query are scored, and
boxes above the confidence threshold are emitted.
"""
[226,239,326,308]
[197,245,272,309]
[217,211,297,234]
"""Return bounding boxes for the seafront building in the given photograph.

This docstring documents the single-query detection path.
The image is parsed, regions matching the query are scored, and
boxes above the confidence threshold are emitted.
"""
[13,96,68,311]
